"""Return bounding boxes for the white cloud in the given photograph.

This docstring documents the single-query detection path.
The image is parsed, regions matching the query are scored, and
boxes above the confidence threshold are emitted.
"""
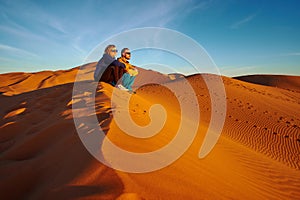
[115,1,177,30]
[0,44,38,58]
[185,0,213,14]
[0,1,68,41]
[219,65,259,77]
[71,36,88,59]
[0,0,216,72]
[0,56,15,62]
[280,52,300,56]
[0,24,46,42]
[230,14,257,29]
[114,0,212,32]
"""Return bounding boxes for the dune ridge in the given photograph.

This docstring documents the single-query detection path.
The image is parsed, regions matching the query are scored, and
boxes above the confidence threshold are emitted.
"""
[234,74,300,92]
[0,65,300,199]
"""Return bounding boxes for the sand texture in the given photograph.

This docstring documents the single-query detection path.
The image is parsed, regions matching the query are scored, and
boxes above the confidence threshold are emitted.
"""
[1,63,300,199]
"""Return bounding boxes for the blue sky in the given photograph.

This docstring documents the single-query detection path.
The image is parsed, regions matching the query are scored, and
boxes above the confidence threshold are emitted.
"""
[0,0,299,76]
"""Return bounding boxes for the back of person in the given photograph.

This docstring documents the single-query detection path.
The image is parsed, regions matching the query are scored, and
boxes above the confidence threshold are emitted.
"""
[94,45,126,86]
[94,53,114,81]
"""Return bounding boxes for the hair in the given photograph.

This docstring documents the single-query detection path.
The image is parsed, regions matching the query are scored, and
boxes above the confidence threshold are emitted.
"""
[104,44,116,54]
[121,48,129,56]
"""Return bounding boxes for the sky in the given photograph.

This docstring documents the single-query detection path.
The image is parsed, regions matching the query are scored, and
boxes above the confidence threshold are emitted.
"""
[0,0,299,77]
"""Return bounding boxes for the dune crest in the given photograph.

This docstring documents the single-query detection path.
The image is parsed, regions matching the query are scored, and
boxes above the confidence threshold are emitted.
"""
[235,74,300,92]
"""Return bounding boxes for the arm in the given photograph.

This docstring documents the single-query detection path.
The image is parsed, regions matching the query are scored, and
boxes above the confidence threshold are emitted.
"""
[111,60,126,68]
[130,64,137,69]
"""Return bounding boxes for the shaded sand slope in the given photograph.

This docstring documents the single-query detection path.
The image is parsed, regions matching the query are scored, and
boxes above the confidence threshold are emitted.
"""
[0,63,95,96]
[235,74,300,92]
[0,82,124,199]
[0,68,300,199]
[0,66,173,199]
[0,70,78,96]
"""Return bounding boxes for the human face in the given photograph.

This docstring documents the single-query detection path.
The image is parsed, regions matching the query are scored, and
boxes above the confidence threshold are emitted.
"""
[109,48,118,57]
[123,50,131,60]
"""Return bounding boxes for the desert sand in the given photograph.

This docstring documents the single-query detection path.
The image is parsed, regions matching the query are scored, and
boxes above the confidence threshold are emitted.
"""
[0,63,300,199]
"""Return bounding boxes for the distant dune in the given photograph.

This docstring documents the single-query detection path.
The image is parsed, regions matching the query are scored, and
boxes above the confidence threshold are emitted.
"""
[234,74,300,92]
[0,65,300,199]
[168,73,185,80]
[0,63,172,96]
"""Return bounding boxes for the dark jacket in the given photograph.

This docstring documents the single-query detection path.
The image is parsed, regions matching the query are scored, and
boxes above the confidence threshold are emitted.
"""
[94,53,125,81]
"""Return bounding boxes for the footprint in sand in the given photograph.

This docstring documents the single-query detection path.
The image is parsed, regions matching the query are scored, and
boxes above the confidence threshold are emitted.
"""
[279,116,284,120]
[292,124,299,129]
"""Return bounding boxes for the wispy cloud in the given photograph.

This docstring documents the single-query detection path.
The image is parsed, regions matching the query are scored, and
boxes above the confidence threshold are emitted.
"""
[0,24,46,42]
[185,0,213,14]
[115,1,181,30]
[115,0,212,31]
[230,14,257,29]
[280,52,300,56]
[219,65,259,76]
[12,1,67,35]
[0,56,16,62]
[0,44,39,58]
[157,0,214,27]
[257,52,300,59]
[71,36,88,59]
[0,1,68,42]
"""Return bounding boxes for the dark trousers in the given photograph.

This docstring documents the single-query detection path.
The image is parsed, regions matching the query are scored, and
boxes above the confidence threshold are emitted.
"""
[100,66,124,85]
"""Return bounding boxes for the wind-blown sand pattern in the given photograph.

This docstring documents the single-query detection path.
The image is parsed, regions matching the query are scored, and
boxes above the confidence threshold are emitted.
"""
[0,63,299,199]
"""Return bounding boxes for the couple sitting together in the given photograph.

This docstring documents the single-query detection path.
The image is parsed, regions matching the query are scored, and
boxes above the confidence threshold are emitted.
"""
[93,44,138,93]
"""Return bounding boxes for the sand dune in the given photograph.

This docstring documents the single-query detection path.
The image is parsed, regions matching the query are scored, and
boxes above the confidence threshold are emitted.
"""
[235,74,300,92]
[0,66,300,199]
[0,63,171,96]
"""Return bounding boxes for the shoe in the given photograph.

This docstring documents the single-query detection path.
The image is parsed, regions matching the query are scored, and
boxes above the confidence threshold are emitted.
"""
[128,90,136,94]
[117,84,129,91]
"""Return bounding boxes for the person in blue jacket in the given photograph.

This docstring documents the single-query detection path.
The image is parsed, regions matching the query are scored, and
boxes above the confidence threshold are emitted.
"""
[94,44,128,90]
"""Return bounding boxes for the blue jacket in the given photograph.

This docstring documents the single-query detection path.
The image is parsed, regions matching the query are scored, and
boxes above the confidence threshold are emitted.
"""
[94,53,125,81]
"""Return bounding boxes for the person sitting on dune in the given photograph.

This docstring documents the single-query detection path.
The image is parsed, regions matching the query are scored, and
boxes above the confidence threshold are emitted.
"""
[94,44,128,91]
[117,48,138,93]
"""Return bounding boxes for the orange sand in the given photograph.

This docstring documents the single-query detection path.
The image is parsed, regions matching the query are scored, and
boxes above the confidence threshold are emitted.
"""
[0,63,299,199]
